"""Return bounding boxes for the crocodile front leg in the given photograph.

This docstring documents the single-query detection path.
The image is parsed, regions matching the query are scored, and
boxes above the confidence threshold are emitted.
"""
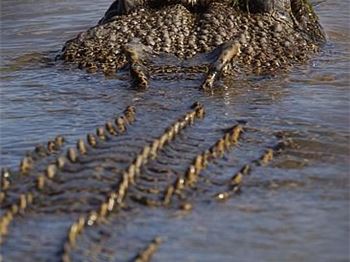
[123,41,151,89]
[201,40,241,90]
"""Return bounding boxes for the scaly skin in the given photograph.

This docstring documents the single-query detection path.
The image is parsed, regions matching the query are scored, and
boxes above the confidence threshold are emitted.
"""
[60,0,325,88]
[1,1,324,261]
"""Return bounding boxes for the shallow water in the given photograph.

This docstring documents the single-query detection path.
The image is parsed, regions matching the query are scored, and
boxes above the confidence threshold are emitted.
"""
[0,1,349,261]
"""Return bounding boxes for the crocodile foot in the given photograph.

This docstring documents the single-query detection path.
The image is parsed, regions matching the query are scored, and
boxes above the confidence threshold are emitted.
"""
[123,40,152,89]
[201,40,241,90]
[122,38,242,90]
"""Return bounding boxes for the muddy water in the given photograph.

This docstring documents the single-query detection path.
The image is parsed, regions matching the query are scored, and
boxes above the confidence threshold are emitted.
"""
[0,0,349,261]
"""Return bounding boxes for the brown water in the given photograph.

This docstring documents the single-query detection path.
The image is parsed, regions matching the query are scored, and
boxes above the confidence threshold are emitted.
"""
[0,1,349,261]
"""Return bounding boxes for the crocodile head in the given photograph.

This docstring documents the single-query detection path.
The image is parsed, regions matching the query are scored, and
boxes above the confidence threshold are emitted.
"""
[60,0,326,88]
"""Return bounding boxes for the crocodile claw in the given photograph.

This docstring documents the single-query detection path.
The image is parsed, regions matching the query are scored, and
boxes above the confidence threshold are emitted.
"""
[201,40,241,90]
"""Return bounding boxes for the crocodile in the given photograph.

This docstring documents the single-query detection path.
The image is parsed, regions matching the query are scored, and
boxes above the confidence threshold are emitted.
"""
[60,0,325,89]
[1,1,325,261]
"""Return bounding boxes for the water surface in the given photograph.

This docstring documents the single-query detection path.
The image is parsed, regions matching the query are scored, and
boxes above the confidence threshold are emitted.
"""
[0,1,349,261]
